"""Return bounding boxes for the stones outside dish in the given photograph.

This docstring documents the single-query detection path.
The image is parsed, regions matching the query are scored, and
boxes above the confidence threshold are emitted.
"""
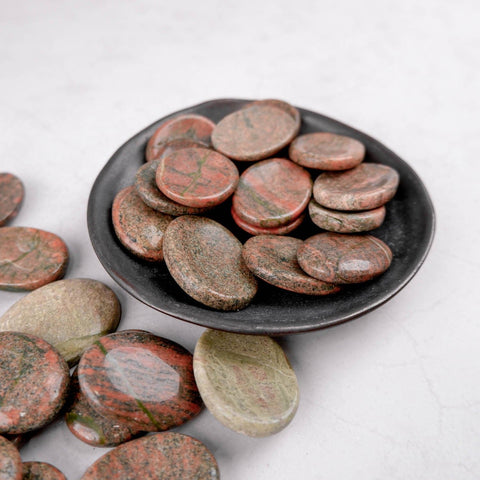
[87,99,435,335]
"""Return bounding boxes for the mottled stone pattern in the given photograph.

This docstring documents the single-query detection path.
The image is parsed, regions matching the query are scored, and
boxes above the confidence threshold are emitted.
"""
[232,158,312,228]
[22,462,66,480]
[0,332,69,434]
[231,207,305,236]
[163,216,258,311]
[134,160,211,215]
[80,433,219,480]
[194,330,299,437]
[66,370,141,447]
[246,99,301,137]
[242,235,340,295]
[112,186,175,261]
[0,278,121,365]
[308,199,386,233]
[0,174,24,227]
[289,132,365,170]
[156,147,239,208]
[78,330,202,432]
[146,114,215,162]
[313,163,400,211]
[0,436,22,480]
[211,104,298,161]
[297,232,393,284]
[0,227,68,292]
[147,138,207,163]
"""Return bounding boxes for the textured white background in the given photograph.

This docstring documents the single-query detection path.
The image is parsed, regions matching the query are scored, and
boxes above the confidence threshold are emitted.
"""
[1,1,479,479]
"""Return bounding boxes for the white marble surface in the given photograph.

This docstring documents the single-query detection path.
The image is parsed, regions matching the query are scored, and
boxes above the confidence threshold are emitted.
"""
[1,1,479,479]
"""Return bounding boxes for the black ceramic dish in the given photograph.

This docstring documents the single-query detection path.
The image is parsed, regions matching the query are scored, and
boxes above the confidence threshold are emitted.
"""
[87,99,435,335]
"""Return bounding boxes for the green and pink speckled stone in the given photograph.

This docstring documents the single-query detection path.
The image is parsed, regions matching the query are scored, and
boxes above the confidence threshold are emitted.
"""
[0,174,24,227]
[22,462,66,480]
[0,436,22,480]
[0,227,68,292]
[297,232,393,284]
[80,433,219,480]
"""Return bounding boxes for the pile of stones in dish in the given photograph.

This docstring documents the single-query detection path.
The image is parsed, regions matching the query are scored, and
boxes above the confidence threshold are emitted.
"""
[113,99,399,311]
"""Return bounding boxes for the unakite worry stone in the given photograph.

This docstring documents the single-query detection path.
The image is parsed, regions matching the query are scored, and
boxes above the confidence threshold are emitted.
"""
[0,279,121,365]
[0,436,22,480]
[22,462,66,480]
[0,174,24,227]
[193,330,299,437]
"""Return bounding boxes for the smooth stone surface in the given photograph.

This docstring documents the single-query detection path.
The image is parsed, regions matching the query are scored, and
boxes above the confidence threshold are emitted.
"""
[22,462,66,480]
[80,433,219,480]
[0,436,22,480]
[231,207,306,236]
[78,330,202,431]
[298,232,393,284]
[212,104,298,161]
[163,216,258,311]
[0,332,69,434]
[112,185,174,261]
[0,278,121,365]
[66,370,141,447]
[146,114,215,162]
[135,160,211,215]
[0,174,24,227]
[289,132,365,170]
[313,163,400,211]
[147,137,207,163]
[232,158,312,228]
[193,330,299,437]
[246,99,301,136]
[156,147,239,207]
[242,235,341,295]
[308,198,386,233]
[0,227,68,292]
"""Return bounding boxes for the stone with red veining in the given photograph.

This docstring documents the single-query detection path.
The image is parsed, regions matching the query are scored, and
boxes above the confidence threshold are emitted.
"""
[22,462,66,480]
[246,99,301,137]
[163,216,258,311]
[146,114,215,162]
[112,186,175,261]
[231,207,305,236]
[232,158,312,228]
[146,138,207,163]
[289,132,365,170]
[308,199,386,233]
[66,369,142,447]
[212,104,299,161]
[0,227,68,292]
[80,432,219,480]
[135,160,211,216]
[297,232,393,284]
[242,235,341,295]
[313,163,400,211]
[156,147,239,208]
[0,174,24,227]
[0,332,69,434]
[78,330,202,432]
[0,436,22,480]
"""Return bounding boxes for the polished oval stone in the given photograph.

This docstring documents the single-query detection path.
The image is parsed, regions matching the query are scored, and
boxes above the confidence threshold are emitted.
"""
[297,232,393,284]
[313,163,400,211]
[0,227,68,292]
[135,160,211,215]
[146,114,215,162]
[193,330,299,437]
[242,235,340,295]
[308,198,386,233]
[0,174,24,227]
[78,330,202,432]
[289,132,365,170]
[66,370,141,447]
[0,332,69,434]
[112,186,175,261]
[232,158,312,228]
[147,138,207,163]
[156,147,239,208]
[231,207,305,236]
[212,104,299,161]
[163,216,258,311]
[0,436,22,480]
[246,99,301,136]
[0,278,121,365]
[80,433,219,480]
[22,462,66,480]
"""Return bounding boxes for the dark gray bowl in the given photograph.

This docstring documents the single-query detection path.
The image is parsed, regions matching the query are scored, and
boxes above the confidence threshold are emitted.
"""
[87,99,435,335]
